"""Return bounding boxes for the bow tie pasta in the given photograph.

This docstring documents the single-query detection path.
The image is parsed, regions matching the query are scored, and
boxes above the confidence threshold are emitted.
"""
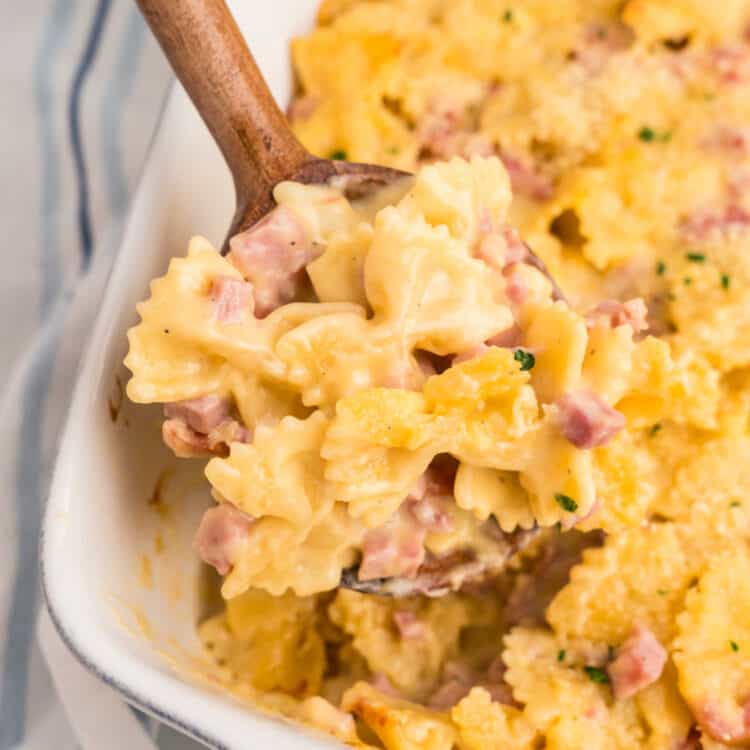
[126,156,668,600]
[126,0,750,737]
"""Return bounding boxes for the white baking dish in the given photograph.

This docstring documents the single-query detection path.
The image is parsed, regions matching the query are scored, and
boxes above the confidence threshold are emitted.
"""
[41,2,342,747]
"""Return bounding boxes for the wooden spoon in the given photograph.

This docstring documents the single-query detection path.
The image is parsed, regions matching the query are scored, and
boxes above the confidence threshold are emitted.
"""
[135,0,408,247]
[137,0,559,595]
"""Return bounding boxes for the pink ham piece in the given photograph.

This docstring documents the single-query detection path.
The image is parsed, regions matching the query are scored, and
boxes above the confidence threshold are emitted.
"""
[194,504,254,575]
[210,276,254,323]
[392,610,427,640]
[499,153,554,201]
[228,205,319,317]
[504,264,530,306]
[164,394,231,434]
[695,700,750,745]
[417,98,494,160]
[407,494,453,533]
[701,125,750,156]
[406,464,454,533]
[370,673,402,699]
[557,391,625,449]
[162,395,251,458]
[607,623,667,700]
[428,680,471,710]
[162,419,212,458]
[708,46,750,85]
[358,513,426,581]
[681,205,750,242]
[586,298,649,333]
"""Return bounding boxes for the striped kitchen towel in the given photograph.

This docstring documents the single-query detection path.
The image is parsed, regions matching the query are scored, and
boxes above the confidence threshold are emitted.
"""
[0,1,203,747]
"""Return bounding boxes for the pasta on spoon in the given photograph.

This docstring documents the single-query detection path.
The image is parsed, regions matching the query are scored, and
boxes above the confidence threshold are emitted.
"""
[125,155,670,598]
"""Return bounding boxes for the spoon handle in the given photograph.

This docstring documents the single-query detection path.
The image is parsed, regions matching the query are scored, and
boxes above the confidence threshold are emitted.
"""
[136,0,311,233]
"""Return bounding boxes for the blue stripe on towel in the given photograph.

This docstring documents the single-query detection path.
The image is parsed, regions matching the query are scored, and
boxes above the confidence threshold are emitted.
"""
[68,0,114,270]
[0,293,72,749]
[101,7,147,218]
[0,1,75,745]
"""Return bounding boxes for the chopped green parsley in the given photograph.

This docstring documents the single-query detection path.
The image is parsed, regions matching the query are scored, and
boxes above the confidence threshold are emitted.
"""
[584,666,610,684]
[731,501,741,508]
[721,274,731,290]
[649,423,662,437]
[503,8,513,22]
[329,149,347,160]
[731,640,740,652]
[557,649,566,662]
[657,589,669,596]
[686,252,706,263]
[514,349,535,371]
[683,276,693,286]
[638,126,672,143]
[656,260,666,275]
[555,493,578,513]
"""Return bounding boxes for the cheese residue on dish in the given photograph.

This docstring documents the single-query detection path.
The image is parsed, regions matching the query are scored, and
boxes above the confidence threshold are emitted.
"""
[125,0,750,747]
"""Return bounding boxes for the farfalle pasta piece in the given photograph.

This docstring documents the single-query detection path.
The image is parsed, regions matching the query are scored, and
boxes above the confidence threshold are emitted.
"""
[502,627,645,747]
[205,412,331,527]
[635,661,695,750]
[221,504,363,598]
[524,301,588,404]
[322,389,435,526]
[575,431,657,534]
[275,312,411,408]
[674,548,750,745]
[342,681,457,750]
[453,465,536,532]
[306,221,373,306]
[519,412,597,527]
[366,208,513,355]
[546,524,697,644]
[329,589,474,699]
[125,237,262,403]
[451,687,538,750]
[398,156,512,242]
[125,235,361,418]
[198,588,325,697]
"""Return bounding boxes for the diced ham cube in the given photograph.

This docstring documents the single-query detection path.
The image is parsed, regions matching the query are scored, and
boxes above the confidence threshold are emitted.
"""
[708,46,750,84]
[162,418,212,458]
[428,680,471,710]
[680,205,750,242]
[358,512,426,582]
[194,504,254,575]
[607,623,667,700]
[370,672,402,699]
[486,323,522,348]
[392,610,427,640]
[228,205,319,317]
[474,226,527,272]
[557,391,626,449]
[206,419,252,450]
[503,264,529,306]
[585,298,649,333]
[499,153,554,201]
[571,22,634,73]
[407,494,453,533]
[694,701,750,744]
[210,276,254,323]
[417,97,494,160]
[164,395,231,434]
[701,125,750,156]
